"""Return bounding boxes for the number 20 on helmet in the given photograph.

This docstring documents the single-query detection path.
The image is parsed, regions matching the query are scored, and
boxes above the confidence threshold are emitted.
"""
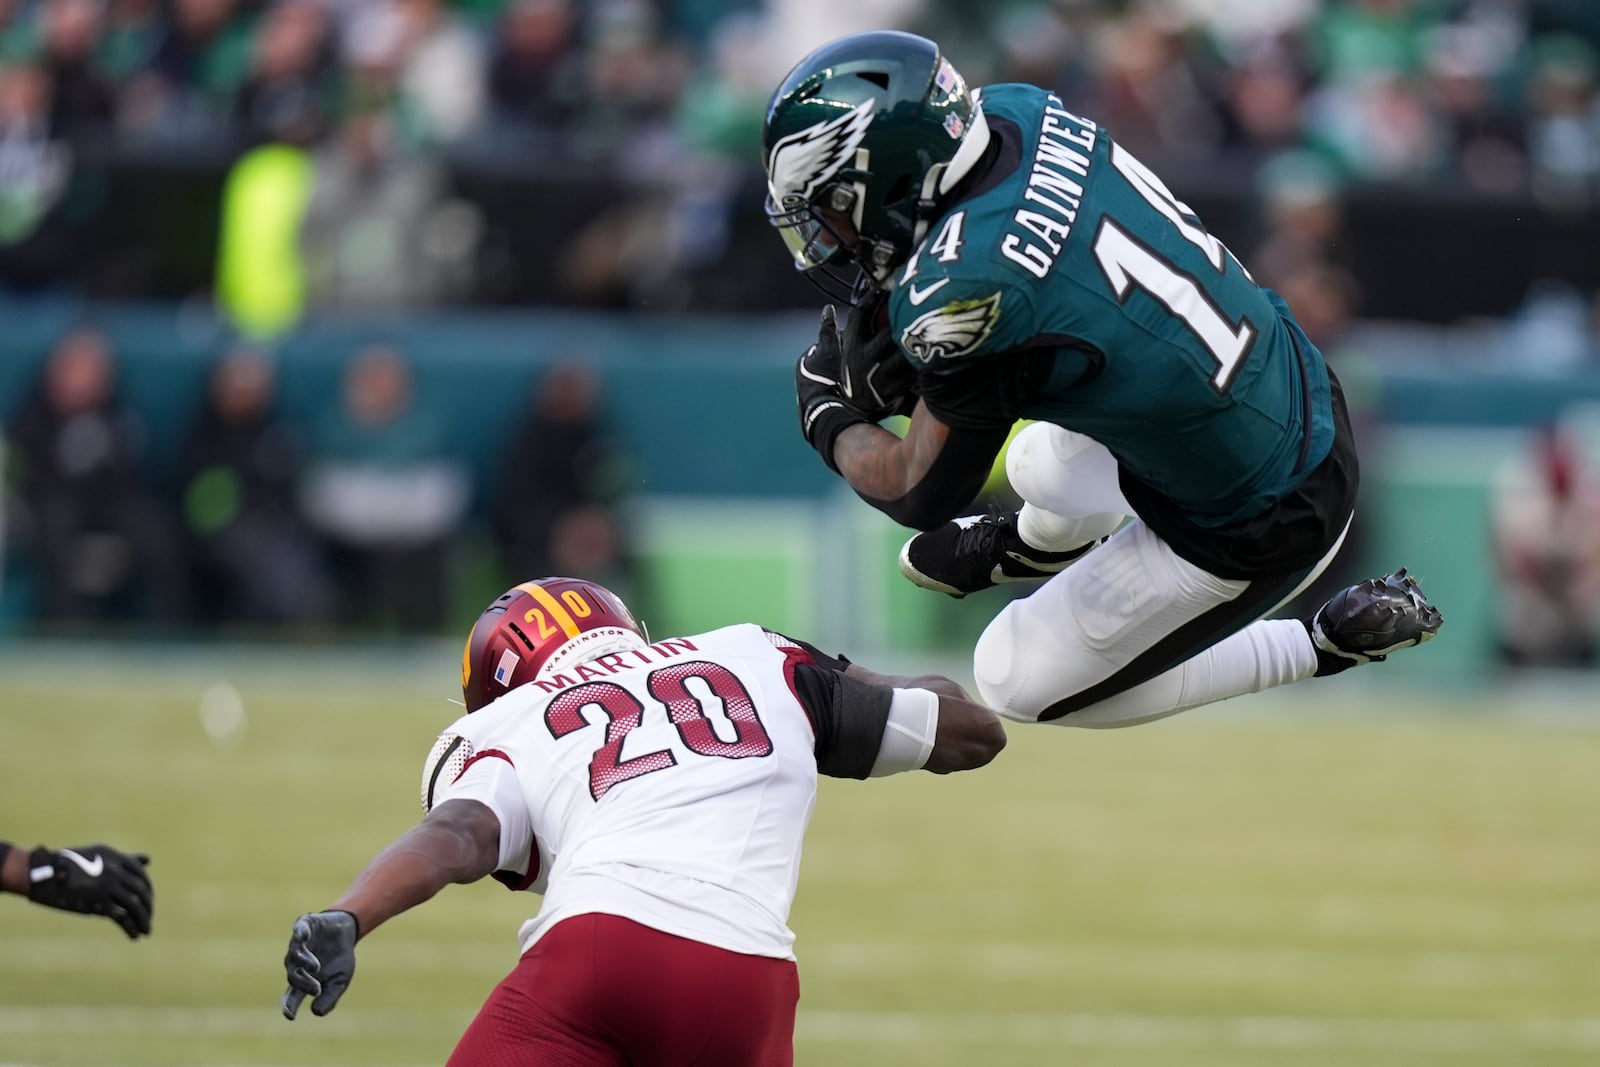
[460,577,647,712]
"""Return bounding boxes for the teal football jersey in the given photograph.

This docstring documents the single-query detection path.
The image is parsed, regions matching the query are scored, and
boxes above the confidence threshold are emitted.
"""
[888,83,1334,528]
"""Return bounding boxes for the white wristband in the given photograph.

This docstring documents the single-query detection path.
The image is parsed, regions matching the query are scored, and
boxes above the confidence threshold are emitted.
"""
[869,687,939,776]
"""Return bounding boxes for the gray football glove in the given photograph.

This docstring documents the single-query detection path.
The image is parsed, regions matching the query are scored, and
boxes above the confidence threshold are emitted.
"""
[282,910,359,1020]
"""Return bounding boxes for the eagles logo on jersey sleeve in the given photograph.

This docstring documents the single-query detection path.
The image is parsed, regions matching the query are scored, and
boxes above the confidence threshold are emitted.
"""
[886,191,1040,370]
[889,270,1034,369]
[898,292,1002,362]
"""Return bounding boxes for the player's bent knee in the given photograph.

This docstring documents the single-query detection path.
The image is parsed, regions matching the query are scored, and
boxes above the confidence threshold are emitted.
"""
[1005,423,1125,519]
[1005,423,1078,507]
[973,600,1058,723]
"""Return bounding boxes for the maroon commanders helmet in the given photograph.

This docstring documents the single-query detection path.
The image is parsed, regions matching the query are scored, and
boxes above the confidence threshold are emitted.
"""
[461,577,647,711]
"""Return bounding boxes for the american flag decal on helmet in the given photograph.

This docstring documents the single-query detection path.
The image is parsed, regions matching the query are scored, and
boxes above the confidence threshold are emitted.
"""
[494,648,520,686]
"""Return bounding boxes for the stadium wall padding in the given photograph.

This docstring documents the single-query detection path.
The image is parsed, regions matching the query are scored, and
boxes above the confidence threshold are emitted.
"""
[3,299,1595,677]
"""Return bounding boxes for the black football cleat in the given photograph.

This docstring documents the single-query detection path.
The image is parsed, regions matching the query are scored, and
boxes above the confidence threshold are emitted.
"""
[898,511,1101,598]
[1311,567,1444,669]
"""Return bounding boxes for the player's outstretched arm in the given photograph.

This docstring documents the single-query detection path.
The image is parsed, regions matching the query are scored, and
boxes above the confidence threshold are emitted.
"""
[281,799,499,1021]
[0,839,154,939]
[843,664,1006,773]
[323,798,501,936]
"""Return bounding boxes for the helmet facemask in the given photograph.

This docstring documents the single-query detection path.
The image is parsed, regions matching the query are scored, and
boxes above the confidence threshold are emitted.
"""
[765,180,898,304]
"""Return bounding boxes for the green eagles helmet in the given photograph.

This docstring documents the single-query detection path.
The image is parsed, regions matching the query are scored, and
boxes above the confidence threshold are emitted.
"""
[762,31,990,300]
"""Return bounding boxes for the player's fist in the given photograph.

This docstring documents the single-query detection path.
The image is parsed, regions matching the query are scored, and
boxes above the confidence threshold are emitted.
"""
[839,291,918,421]
[795,305,869,474]
[282,910,360,1020]
[26,844,153,939]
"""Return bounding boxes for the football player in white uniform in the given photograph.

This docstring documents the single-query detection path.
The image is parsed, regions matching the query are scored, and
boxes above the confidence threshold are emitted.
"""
[280,576,1004,1066]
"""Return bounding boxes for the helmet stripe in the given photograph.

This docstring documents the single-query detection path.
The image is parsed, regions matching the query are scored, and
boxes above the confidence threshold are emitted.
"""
[519,582,581,638]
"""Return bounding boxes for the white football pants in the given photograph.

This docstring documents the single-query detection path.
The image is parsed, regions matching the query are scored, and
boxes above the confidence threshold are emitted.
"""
[974,423,1348,728]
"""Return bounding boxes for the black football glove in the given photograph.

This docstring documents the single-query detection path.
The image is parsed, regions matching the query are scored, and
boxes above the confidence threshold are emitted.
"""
[838,292,918,421]
[26,844,153,940]
[796,305,871,474]
[282,910,360,1020]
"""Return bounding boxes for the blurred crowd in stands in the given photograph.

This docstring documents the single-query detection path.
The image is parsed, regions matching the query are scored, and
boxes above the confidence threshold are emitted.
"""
[2,0,1598,184]
[4,0,1600,648]
[1,0,1600,317]
[1489,416,1600,668]
[0,331,636,631]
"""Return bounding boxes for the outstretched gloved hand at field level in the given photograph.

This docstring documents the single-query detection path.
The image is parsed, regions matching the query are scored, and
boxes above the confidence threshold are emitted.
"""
[24,844,153,939]
[282,910,360,1019]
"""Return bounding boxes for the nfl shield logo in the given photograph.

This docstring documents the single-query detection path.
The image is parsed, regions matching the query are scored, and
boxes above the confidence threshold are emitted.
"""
[943,112,965,140]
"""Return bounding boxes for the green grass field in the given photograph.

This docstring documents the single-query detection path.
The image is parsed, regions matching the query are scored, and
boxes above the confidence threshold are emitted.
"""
[2,642,1598,1066]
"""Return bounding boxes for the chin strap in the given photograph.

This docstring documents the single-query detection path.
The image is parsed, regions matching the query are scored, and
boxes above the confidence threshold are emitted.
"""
[834,102,996,296]
[910,166,945,251]
[909,104,993,253]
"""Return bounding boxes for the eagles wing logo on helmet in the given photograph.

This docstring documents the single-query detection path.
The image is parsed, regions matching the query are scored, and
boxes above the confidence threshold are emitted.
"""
[899,293,1002,362]
[767,99,876,205]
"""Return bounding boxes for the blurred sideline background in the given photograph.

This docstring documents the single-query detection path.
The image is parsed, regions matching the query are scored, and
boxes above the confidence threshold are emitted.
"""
[3,0,1600,1063]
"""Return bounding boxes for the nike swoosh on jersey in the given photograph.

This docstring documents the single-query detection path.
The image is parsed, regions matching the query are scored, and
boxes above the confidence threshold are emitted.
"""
[907,278,951,306]
[58,849,104,878]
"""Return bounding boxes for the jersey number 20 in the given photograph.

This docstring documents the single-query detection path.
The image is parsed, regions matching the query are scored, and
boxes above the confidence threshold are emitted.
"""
[545,662,774,801]
[1092,144,1256,393]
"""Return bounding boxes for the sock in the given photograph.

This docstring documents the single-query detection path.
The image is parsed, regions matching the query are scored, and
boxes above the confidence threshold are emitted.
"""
[1053,619,1321,728]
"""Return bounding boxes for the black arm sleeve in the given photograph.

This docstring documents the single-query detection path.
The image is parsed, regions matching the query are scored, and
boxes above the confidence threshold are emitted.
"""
[854,348,1056,530]
[855,424,1009,531]
[917,349,1038,429]
[792,663,894,780]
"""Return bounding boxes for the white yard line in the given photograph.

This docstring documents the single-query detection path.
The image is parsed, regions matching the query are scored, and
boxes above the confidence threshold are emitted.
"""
[0,1006,456,1039]
[6,933,1581,980]
[804,940,1575,986]
[2,1007,1599,1054]
[796,1010,1600,1052]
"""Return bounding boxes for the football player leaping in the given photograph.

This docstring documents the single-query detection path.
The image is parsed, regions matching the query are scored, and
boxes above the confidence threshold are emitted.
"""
[769,31,1443,730]
[280,576,1003,1065]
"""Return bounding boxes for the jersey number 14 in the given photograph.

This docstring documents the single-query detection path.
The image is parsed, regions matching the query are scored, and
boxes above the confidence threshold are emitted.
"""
[1092,144,1257,393]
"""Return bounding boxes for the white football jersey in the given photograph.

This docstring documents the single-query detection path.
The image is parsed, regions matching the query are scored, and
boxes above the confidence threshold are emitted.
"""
[424,623,914,960]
